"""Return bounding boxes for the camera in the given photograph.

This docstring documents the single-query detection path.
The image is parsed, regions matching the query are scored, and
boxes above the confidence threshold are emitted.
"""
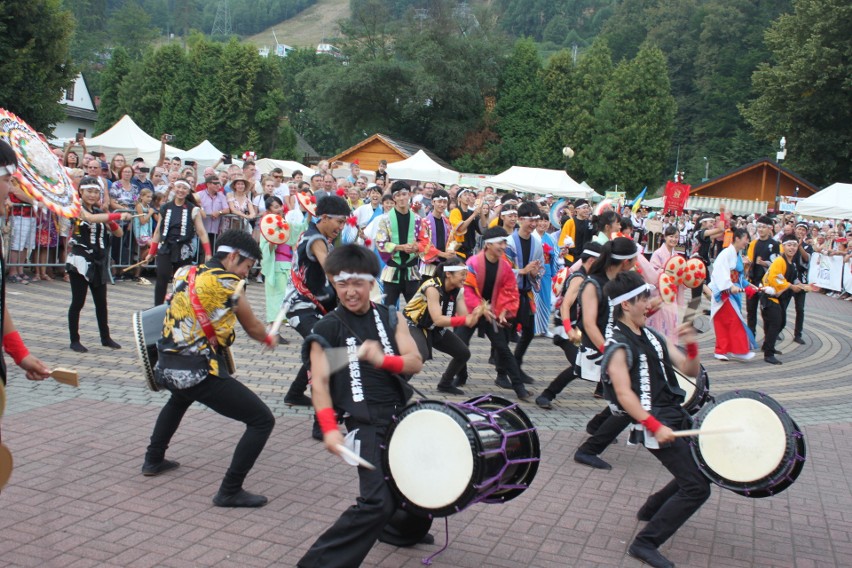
[184,160,194,166]
[164,134,175,142]
[222,155,232,165]
[75,131,84,142]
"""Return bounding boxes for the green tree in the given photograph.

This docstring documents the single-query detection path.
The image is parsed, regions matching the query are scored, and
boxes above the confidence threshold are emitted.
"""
[95,47,131,133]
[0,0,76,134]
[532,49,578,169]
[742,0,851,185]
[492,38,544,168]
[110,0,159,60]
[584,43,676,194]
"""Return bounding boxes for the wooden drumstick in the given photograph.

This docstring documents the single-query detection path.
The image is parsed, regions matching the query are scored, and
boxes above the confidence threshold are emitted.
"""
[50,368,79,387]
[262,306,288,352]
[336,444,376,470]
[672,426,743,438]
[121,258,150,273]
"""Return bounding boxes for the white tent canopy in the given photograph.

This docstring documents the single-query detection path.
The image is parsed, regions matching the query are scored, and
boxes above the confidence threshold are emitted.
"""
[83,115,182,165]
[182,140,228,169]
[643,195,769,216]
[488,166,594,198]
[796,183,852,219]
[255,158,315,178]
[385,150,459,186]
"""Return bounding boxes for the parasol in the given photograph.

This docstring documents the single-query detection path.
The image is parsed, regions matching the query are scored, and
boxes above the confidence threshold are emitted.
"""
[0,109,80,218]
[260,213,290,244]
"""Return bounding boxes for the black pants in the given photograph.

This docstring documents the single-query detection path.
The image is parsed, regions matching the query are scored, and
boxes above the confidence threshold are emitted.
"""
[791,290,806,338]
[540,337,578,401]
[68,272,110,343]
[454,319,524,389]
[383,277,419,308]
[512,293,536,366]
[746,290,761,337]
[154,254,191,306]
[761,298,784,355]
[286,310,323,399]
[146,374,275,495]
[410,326,471,387]
[298,404,400,568]
[635,438,711,548]
[578,406,632,456]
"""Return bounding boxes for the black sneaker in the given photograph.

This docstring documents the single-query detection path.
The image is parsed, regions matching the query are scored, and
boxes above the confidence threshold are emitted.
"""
[437,383,465,395]
[212,489,268,508]
[141,459,180,477]
[514,386,532,402]
[101,338,122,349]
[535,395,553,410]
[764,355,782,365]
[70,341,88,353]
[494,373,512,390]
[573,451,612,470]
[627,542,674,568]
[793,336,805,345]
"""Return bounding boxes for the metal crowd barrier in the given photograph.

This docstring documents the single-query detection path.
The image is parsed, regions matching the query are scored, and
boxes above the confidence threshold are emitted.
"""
[2,203,253,270]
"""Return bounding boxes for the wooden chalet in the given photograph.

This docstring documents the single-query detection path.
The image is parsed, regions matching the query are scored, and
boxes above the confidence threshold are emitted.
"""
[328,133,452,173]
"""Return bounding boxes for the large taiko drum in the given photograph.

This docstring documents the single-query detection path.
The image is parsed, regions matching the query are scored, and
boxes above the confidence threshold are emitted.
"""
[382,395,540,518]
[673,364,710,415]
[690,390,806,498]
[132,305,235,392]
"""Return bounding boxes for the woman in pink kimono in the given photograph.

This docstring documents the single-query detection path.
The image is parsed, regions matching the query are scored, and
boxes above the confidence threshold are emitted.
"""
[647,225,687,343]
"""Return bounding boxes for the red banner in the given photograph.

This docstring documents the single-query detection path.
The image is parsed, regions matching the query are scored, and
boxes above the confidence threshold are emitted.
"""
[664,181,691,215]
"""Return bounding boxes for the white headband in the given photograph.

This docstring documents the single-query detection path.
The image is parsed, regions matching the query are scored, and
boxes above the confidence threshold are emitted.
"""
[80,183,101,190]
[583,250,601,258]
[484,236,510,244]
[442,265,467,272]
[782,238,799,246]
[609,283,655,306]
[174,180,191,189]
[611,250,640,260]
[500,209,518,216]
[332,272,376,283]
[519,216,540,220]
[217,245,256,260]
[0,164,16,176]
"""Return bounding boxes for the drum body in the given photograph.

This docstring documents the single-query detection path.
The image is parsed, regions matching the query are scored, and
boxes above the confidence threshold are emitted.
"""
[674,364,710,414]
[132,306,236,392]
[690,390,805,498]
[382,395,540,518]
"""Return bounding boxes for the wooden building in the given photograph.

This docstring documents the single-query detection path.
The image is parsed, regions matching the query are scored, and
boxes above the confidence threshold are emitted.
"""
[690,158,818,213]
[327,133,452,173]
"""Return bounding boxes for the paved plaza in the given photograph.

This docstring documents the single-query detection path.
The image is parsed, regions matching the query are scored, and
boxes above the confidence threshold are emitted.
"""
[1,278,851,567]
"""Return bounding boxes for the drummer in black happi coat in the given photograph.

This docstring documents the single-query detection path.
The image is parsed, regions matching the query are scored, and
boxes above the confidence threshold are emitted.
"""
[298,244,426,568]
[600,271,710,568]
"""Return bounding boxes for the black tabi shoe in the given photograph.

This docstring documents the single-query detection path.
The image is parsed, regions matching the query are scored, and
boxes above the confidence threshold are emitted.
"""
[535,395,553,409]
[514,386,532,402]
[212,489,268,508]
[494,373,512,390]
[284,393,312,407]
[141,459,180,477]
[452,373,467,388]
[70,342,88,353]
[764,355,783,365]
[519,370,535,385]
[101,338,122,349]
[573,451,612,470]
[793,336,806,345]
[437,383,465,395]
[628,542,675,568]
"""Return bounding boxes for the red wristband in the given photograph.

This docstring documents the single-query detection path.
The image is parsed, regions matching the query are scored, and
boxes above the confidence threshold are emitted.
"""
[263,334,276,347]
[3,331,30,365]
[107,221,119,232]
[449,316,466,327]
[563,319,572,334]
[641,415,662,434]
[686,343,698,359]
[598,343,606,354]
[316,407,338,435]
[379,354,404,374]
[149,241,159,256]
[108,212,122,222]
[202,242,212,257]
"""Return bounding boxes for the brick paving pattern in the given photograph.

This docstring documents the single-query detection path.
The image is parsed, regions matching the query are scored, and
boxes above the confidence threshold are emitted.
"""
[2,280,850,567]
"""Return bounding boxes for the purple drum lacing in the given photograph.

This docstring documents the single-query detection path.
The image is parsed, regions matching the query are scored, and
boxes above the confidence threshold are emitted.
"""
[421,517,450,565]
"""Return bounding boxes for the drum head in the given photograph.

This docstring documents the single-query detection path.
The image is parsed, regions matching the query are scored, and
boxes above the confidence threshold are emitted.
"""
[674,369,696,407]
[0,442,13,490]
[699,397,787,482]
[132,311,160,392]
[386,402,477,516]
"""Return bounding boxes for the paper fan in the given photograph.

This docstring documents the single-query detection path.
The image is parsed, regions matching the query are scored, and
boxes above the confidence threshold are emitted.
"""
[0,109,80,218]
[548,198,566,228]
[260,213,290,244]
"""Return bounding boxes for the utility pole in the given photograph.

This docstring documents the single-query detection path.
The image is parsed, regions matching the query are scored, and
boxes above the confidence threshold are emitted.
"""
[211,0,232,37]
